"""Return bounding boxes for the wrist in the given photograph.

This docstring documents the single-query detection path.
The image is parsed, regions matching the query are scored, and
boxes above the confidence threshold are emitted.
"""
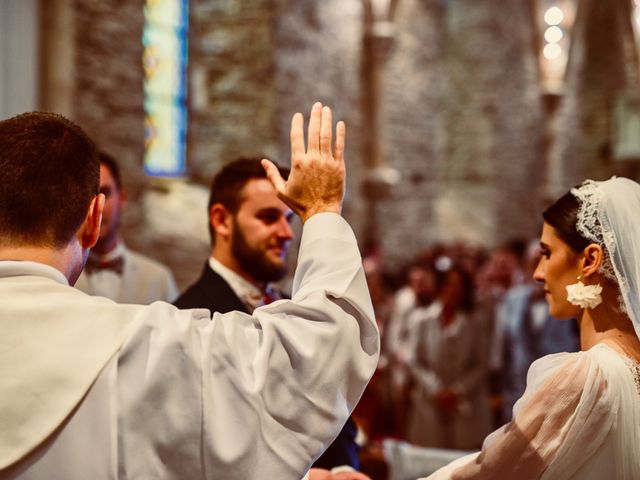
[300,204,342,223]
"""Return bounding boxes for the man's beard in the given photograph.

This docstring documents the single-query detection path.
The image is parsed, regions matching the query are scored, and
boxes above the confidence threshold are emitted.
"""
[231,222,288,284]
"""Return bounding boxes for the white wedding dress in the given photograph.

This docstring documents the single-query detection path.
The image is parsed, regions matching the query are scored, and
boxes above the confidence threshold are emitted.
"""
[421,342,640,479]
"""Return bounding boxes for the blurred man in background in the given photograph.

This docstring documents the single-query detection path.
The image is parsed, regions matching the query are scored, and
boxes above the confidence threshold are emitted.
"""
[75,151,177,304]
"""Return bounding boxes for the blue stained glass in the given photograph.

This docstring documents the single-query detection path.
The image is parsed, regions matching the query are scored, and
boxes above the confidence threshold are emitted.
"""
[143,0,188,177]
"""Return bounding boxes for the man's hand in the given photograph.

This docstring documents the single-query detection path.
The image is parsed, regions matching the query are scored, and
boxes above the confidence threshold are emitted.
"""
[308,468,372,480]
[262,102,346,223]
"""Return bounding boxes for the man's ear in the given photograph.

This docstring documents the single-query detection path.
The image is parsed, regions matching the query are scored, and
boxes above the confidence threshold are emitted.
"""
[581,243,604,279]
[79,194,105,249]
[209,203,232,240]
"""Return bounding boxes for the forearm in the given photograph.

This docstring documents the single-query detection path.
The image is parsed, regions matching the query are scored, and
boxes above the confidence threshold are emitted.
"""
[273,212,379,412]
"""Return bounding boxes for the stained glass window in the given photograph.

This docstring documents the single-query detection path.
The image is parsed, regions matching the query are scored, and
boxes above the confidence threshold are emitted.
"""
[143,0,188,176]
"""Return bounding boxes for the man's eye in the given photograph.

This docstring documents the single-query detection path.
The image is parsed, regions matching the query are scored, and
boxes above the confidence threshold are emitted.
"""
[258,214,279,224]
[540,249,550,258]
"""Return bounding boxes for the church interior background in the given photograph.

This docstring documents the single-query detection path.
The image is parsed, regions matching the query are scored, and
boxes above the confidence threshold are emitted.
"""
[2,0,640,290]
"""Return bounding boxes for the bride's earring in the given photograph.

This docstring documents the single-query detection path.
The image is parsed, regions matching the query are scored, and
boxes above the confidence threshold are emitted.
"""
[566,274,603,309]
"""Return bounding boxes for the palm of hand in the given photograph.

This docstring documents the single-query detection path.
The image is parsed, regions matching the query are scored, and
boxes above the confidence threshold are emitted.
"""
[262,102,346,222]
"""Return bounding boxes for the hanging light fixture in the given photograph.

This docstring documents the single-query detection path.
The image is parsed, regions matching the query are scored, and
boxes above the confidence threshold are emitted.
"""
[538,1,576,93]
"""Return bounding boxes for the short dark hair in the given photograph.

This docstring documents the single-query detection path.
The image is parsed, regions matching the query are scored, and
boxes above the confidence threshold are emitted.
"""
[207,158,289,242]
[0,112,99,248]
[98,151,122,190]
[542,190,590,253]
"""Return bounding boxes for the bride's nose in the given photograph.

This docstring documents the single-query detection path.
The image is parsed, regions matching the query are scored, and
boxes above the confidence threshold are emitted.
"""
[532,259,545,284]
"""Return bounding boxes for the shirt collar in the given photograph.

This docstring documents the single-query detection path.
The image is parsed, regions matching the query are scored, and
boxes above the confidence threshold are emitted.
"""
[208,257,264,306]
[0,260,69,286]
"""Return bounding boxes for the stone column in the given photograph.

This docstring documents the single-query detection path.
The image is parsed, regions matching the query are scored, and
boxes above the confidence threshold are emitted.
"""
[39,0,74,117]
[360,0,401,252]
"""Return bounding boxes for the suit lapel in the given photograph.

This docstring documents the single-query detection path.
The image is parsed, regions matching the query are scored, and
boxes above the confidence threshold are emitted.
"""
[197,265,249,314]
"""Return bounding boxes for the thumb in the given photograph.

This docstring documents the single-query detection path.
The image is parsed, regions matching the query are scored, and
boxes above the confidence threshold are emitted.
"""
[261,159,286,193]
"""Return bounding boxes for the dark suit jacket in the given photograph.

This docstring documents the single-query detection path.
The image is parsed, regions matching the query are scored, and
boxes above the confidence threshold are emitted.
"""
[174,263,360,470]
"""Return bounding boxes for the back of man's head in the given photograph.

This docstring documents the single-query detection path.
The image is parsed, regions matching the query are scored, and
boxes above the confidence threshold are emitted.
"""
[207,157,289,242]
[0,112,99,248]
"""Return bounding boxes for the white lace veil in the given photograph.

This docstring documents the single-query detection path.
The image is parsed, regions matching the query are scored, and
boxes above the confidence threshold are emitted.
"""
[571,177,640,340]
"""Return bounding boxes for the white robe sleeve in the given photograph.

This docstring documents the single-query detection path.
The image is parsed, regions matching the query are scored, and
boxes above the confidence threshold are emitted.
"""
[420,349,617,480]
[116,213,380,479]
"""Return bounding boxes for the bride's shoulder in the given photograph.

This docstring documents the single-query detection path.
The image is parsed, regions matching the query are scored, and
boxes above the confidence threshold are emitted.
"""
[523,344,630,399]
[525,351,582,386]
[528,343,626,376]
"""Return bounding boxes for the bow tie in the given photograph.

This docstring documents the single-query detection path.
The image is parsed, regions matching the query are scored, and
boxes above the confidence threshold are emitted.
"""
[84,255,125,275]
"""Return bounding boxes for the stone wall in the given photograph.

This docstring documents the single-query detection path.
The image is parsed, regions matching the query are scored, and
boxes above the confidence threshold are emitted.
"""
[434,0,545,248]
[39,0,640,288]
[274,0,546,268]
[274,1,364,226]
[189,0,279,182]
[273,0,366,269]
[368,0,445,264]
[74,0,146,189]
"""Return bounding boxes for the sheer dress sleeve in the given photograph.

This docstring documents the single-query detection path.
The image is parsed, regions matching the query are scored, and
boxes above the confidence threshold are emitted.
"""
[421,350,617,480]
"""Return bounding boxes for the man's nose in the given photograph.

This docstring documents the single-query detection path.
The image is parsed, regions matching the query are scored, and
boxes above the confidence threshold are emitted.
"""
[277,218,293,240]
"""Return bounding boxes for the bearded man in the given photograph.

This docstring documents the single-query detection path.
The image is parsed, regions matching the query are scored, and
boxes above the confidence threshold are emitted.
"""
[174,157,365,477]
[174,158,293,313]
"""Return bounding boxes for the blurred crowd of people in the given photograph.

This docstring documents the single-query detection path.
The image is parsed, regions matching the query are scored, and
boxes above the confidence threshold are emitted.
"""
[354,238,580,453]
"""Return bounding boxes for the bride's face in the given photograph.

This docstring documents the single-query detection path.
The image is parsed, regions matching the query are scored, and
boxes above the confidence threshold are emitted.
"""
[533,222,583,319]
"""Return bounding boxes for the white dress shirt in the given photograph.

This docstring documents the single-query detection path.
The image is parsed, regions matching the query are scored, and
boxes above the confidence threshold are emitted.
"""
[0,213,379,479]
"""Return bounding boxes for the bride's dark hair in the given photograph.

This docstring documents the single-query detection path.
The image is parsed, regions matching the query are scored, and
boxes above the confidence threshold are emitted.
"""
[543,190,591,253]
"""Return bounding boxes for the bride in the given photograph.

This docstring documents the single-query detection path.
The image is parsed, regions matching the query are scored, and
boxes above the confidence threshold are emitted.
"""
[421,177,640,479]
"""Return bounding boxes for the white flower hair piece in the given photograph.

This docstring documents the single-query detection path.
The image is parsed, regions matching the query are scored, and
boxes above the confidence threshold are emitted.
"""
[566,281,603,309]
